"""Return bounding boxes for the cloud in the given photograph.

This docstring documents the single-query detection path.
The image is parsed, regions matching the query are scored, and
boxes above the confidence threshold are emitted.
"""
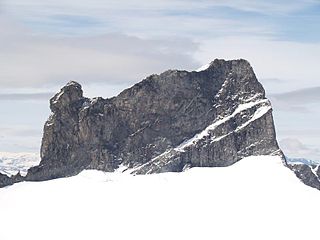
[4,0,319,40]
[208,0,318,14]
[271,87,320,104]
[0,93,54,101]
[279,129,320,138]
[195,36,320,93]
[0,126,43,152]
[5,0,317,17]
[0,127,40,137]
[279,138,320,161]
[260,78,286,83]
[2,15,320,93]
[0,99,50,152]
[268,87,320,113]
[0,17,199,89]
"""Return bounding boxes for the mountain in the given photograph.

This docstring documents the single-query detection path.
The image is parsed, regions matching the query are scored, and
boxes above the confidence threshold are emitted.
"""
[21,59,282,183]
[0,155,319,240]
[11,58,320,190]
[1,58,319,190]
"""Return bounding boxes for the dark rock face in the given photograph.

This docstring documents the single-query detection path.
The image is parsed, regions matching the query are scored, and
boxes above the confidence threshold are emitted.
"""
[0,59,289,188]
[288,163,320,190]
[26,82,88,181]
[0,173,14,188]
[24,59,281,181]
[0,172,23,188]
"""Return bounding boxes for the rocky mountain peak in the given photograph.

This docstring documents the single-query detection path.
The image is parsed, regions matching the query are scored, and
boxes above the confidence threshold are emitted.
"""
[24,59,282,181]
[50,80,84,112]
[1,59,288,187]
[206,58,250,69]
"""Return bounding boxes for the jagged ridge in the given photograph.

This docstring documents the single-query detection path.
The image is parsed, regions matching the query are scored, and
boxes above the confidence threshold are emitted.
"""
[2,59,284,187]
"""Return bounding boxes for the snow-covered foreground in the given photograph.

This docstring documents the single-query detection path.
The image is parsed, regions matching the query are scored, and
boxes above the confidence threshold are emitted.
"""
[0,156,318,240]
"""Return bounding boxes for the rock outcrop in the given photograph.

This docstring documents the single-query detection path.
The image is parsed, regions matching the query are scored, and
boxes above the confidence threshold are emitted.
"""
[1,59,286,187]
[0,172,23,188]
[288,163,320,190]
[24,59,282,182]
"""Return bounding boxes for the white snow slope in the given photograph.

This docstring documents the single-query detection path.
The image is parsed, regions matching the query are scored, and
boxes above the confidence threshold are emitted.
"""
[0,155,319,240]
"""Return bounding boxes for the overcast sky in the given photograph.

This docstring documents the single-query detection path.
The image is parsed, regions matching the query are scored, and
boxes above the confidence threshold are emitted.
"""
[0,0,319,161]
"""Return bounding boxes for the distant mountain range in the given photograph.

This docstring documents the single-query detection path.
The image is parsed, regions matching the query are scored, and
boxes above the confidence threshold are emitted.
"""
[286,157,320,166]
[0,152,39,177]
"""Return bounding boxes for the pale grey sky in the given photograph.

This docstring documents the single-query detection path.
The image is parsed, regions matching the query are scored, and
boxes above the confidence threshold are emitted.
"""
[0,0,319,161]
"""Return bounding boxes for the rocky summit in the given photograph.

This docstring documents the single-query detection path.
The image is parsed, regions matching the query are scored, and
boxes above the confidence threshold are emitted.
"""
[26,59,282,179]
[2,59,286,186]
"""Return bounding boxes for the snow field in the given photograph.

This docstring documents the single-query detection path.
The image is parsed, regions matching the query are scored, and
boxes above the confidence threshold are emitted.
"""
[0,156,318,240]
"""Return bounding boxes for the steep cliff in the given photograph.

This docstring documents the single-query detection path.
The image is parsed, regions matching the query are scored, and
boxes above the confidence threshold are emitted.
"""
[23,59,282,182]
